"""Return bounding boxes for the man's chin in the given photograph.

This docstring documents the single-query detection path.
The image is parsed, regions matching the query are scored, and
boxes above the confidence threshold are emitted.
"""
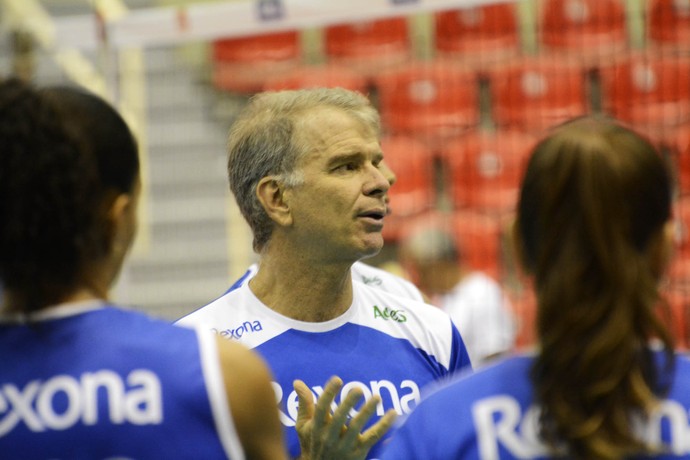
[359,236,384,258]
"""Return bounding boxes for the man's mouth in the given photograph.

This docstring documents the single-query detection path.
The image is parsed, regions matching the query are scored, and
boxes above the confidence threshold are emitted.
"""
[358,209,386,222]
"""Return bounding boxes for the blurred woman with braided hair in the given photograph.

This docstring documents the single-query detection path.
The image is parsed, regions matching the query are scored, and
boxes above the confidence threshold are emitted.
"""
[0,78,286,459]
[382,116,690,459]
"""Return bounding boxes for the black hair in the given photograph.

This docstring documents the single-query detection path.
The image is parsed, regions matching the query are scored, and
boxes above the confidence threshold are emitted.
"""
[0,78,139,314]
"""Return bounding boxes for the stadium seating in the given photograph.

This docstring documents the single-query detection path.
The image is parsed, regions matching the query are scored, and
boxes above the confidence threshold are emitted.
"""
[395,209,505,278]
[452,210,506,279]
[381,135,437,216]
[648,0,690,53]
[537,0,628,68]
[433,2,521,72]
[324,17,412,81]
[488,56,589,133]
[380,135,437,241]
[212,31,301,93]
[441,129,536,214]
[262,63,368,92]
[600,53,690,131]
[375,60,480,146]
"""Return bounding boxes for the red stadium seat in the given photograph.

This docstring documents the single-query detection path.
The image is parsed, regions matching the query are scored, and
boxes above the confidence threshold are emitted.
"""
[648,0,690,53]
[441,129,536,214]
[395,209,505,278]
[380,135,437,242]
[434,3,521,72]
[452,210,505,278]
[666,124,690,195]
[488,56,589,133]
[212,32,301,94]
[600,54,690,130]
[375,60,480,146]
[538,0,628,67]
[262,64,368,93]
[381,135,437,216]
[324,17,412,80]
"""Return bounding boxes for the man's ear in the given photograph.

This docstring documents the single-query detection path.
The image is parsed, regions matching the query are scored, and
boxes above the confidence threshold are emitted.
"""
[256,176,293,227]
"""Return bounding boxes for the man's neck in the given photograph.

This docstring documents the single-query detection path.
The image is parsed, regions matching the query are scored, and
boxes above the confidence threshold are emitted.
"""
[249,251,355,322]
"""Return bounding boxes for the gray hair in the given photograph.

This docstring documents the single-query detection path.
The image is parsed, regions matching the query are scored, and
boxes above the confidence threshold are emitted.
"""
[227,87,380,252]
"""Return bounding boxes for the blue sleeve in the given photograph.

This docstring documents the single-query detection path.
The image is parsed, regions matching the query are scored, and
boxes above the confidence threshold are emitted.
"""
[380,407,436,460]
[449,321,473,374]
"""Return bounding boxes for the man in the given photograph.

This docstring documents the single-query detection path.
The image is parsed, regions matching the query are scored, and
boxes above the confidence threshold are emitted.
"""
[177,88,471,460]
[399,223,516,367]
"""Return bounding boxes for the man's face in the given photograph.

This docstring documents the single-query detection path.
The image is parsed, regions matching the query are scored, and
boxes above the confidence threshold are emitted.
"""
[285,107,390,262]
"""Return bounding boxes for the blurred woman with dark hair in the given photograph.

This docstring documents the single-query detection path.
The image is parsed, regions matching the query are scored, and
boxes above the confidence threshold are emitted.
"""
[0,78,286,459]
[382,116,689,459]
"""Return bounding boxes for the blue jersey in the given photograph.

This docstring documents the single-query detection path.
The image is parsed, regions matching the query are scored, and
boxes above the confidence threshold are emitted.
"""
[177,281,471,459]
[381,352,690,459]
[0,302,244,460]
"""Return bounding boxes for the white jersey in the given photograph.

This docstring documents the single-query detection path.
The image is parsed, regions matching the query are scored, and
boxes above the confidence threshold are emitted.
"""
[351,261,425,301]
[437,272,516,367]
[177,281,471,459]
[226,261,425,302]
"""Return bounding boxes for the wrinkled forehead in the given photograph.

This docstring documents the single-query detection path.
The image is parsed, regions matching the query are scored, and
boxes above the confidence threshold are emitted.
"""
[293,106,380,157]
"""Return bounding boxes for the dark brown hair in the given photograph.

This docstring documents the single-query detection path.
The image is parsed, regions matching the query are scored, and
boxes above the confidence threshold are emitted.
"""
[516,116,674,458]
[0,79,139,314]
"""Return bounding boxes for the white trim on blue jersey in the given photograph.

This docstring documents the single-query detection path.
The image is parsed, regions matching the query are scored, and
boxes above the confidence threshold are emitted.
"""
[176,280,471,459]
[222,261,425,302]
[179,280,459,370]
[195,326,246,460]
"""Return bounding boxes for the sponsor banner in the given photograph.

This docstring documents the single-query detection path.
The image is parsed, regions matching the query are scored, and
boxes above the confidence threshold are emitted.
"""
[272,379,420,427]
[0,370,162,436]
[53,0,513,50]
[472,396,690,456]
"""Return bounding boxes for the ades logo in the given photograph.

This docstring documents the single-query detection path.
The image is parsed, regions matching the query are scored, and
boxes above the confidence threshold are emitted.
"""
[373,305,407,323]
[360,275,383,287]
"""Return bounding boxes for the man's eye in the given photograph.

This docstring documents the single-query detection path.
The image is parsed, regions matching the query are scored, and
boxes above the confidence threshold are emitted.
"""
[335,163,357,172]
